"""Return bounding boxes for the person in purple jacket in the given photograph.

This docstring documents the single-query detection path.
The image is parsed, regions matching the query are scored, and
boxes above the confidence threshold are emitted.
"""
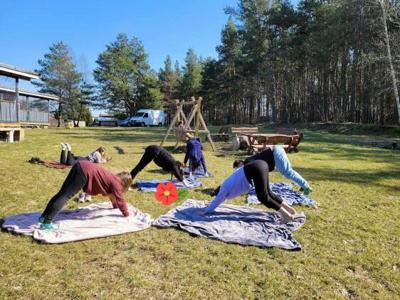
[184,138,210,177]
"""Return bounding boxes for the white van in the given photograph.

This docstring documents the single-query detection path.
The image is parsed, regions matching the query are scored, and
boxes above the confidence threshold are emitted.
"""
[129,109,166,127]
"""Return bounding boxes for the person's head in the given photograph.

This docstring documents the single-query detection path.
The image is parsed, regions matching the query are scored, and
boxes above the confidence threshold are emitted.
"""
[97,146,106,158]
[176,161,184,178]
[177,120,184,126]
[233,159,244,169]
[116,172,133,192]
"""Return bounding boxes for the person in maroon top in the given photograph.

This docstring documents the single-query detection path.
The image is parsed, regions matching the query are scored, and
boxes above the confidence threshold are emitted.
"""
[39,160,132,230]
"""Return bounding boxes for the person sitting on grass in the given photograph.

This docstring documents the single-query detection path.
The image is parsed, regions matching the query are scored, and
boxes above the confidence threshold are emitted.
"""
[233,146,313,195]
[39,160,132,230]
[184,138,210,177]
[130,145,191,187]
[59,143,112,166]
[197,160,297,224]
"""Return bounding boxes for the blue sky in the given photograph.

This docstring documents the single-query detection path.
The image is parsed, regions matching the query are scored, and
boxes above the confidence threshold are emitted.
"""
[0,0,299,93]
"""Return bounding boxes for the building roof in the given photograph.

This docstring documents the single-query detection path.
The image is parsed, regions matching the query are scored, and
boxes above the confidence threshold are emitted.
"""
[0,86,59,101]
[0,63,39,81]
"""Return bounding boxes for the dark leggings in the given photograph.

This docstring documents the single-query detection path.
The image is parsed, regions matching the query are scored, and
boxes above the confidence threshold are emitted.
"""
[41,163,87,222]
[60,150,86,166]
[130,146,160,179]
[243,160,283,211]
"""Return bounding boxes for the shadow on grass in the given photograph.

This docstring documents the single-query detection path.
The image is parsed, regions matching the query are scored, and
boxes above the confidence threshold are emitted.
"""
[200,188,217,196]
[296,167,400,192]
[147,169,169,175]
[114,146,125,154]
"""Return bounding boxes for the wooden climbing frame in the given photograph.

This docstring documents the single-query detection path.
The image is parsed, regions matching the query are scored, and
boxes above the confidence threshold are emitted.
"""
[160,97,216,151]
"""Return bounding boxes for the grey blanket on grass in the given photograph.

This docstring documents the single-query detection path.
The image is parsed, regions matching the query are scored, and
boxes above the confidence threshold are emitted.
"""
[152,199,305,250]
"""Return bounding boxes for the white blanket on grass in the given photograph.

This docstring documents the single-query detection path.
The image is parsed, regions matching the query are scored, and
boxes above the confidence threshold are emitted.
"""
[1,202,152,244]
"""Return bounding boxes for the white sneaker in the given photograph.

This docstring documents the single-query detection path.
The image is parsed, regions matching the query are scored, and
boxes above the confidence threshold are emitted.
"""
[85,194,92,202]
[60,143,66,150]
[78,193,85,203]
[65,143,72,151]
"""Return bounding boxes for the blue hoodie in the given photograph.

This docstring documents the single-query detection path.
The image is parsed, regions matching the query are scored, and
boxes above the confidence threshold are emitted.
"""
[184,138,208,174]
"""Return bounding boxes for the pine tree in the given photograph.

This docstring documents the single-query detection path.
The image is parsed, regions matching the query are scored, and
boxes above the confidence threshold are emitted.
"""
[180,49,202,99]
[93,33,157,115]
[34,41,82,127]
[159,55,180,105]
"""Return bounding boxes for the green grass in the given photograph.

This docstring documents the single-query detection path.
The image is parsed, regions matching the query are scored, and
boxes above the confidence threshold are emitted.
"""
[0,127,399,299]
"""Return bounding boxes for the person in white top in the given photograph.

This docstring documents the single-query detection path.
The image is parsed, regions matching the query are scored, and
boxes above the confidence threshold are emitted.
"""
[198,160,297,223]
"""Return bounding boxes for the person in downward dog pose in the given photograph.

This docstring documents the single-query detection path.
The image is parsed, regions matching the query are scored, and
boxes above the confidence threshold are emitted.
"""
[233,146,313,195]
[130,145,191,187]
[184,138,210,177]
[39,160,132,230]
[198,160,297,223]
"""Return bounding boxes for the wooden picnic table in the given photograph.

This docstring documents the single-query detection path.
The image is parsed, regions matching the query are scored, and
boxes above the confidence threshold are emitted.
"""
[242,133,302,154]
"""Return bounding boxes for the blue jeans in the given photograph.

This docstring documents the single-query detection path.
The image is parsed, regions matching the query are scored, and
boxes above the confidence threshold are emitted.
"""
[273,146,310,189]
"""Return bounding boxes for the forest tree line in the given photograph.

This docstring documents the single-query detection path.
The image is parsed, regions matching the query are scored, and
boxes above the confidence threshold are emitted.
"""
[35,0,400,126]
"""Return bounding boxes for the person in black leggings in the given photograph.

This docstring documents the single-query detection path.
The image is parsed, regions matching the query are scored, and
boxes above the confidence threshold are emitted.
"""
[60,147,87,165]
[39,160,132,230]
[130,145,189,185]
[199,160,296,223]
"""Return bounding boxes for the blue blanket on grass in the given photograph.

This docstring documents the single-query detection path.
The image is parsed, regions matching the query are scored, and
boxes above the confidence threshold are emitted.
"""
[136,177,202,192]
[183,166,213,178]
[153,199,305,250]
[247,182,317,207]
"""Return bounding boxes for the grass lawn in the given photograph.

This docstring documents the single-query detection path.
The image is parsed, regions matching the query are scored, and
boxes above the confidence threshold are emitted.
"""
[0,126,399,299]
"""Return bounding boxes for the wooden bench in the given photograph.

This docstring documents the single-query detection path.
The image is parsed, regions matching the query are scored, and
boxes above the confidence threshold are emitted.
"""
[210,126,230,142]
[275,127,299,135]
[247,133,303,154]
[231,127,259,135]
[273,127,303,153]
[0,127,24,143]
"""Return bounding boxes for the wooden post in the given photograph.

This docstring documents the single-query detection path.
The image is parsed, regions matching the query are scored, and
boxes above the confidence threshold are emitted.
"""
[15,77,19,122]
[195,97,202,137]
[160,97,215,151]
[161,102,181,146]
[26,96,30,122]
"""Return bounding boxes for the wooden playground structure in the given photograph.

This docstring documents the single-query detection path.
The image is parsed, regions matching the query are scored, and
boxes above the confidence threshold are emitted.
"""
[160,97,216,151]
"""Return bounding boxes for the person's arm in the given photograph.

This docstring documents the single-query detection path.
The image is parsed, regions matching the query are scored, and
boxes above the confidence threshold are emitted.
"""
[112,189,129,217]
[204,189,226,213]
[184,150,189,166]
[200,157,208,174]
[172,164,184,182]
[108,194,118,209]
